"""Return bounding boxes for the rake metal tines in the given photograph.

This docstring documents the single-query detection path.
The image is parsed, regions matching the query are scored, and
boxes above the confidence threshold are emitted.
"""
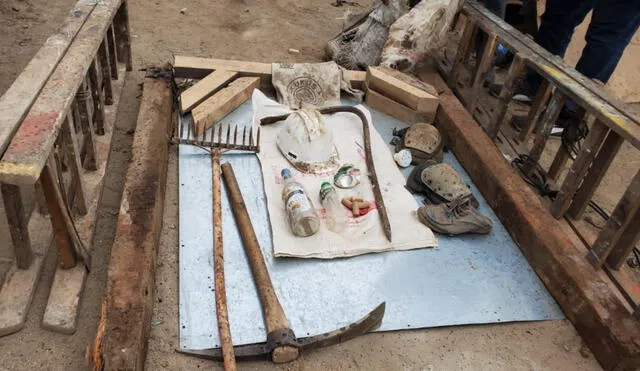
[171,117,260,153]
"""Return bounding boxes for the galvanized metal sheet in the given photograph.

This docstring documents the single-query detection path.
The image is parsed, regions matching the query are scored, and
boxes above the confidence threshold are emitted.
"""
[178,99,563,350]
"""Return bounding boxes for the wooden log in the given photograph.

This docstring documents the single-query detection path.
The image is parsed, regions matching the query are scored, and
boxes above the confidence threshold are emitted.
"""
[0,184,33,269]
[365,89,435,124]
[0,0,123,186]
[180,70,238,113]
[172,56,367,90]
[0,0,96,157]
[366,66,439,113]
[192,77,260,136]
[100,77,171,370]
[421,70,640,371]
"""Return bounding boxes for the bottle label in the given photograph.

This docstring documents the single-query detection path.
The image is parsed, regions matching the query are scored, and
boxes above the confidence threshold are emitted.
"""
[319,183,334,203]
[284,188,313,215]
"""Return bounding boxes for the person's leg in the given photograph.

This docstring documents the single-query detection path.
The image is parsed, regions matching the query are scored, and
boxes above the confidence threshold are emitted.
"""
[514,0,595,102]
[575,0,640,84]
[475,0,507,57]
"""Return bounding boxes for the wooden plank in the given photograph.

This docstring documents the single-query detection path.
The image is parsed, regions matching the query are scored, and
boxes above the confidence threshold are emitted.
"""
[0,0,122,186]
[422,70,640,371]
[173,55,367,89]
[0,0,96,158]
[100,77,171,370]
[179,70,238,113]
[365,89,435,124]
[486,55,525,139]
[0,184,33,269]
[366,66,439,112]
[192,77,260,136]
[61,115,88,215]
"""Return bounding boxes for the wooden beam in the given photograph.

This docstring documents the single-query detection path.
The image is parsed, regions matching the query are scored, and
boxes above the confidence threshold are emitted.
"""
[180,70,238,113]
[0,0,97,158]
[366,66,438,113]
[100,77,171,370]
[365,89,435,124]
[192,77,260,136]
[421,70,640,371]
[173,55,366,90]
[0,0,122,186]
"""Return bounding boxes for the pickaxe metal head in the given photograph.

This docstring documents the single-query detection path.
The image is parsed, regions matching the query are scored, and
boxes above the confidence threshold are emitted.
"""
[178,302,385,363]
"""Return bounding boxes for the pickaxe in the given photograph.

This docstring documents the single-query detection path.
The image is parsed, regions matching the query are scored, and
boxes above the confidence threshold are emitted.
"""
[179,162,385,363]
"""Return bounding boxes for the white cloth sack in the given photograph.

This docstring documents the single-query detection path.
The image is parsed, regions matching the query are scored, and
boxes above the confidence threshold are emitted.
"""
[252,90,437,258]
[272,61,363,109]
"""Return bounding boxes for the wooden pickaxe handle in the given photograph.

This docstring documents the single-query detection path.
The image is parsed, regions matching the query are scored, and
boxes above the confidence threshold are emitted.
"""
[221,163,299,363]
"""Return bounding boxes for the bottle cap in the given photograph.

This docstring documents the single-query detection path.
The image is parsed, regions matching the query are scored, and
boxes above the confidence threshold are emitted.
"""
[281,168,292,178]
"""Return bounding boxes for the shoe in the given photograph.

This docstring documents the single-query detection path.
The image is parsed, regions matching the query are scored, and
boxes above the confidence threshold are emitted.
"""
[550,106,579,137]
[417,195,493,236]
[512,79,536,104]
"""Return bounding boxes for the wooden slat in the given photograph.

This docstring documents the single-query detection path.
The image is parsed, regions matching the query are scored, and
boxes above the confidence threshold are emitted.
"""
[179,70,238,113]
[467,33,497,112]
[40,161,77,269]
[107,25,119,79]
[100,77,171,370]
[192,77,260,136]
[449,18,476,86]
[366,66,439,112]
[0,0,97,157]
[0,184,33,269]
[77,83,99,171]
[98,39,114,105]
[550,120,609,218]
[518,79,552,142]
[365,89,435,124]
[486,55,526,138]
[60,116,88,215]
[606,209,640,270]
[113,1,133,71]
[587,170,640,268]
[173,55,367,89]
[569,131,624,219]
[0,0,122,186]
[88,59,106,135]
[422,70,640,371]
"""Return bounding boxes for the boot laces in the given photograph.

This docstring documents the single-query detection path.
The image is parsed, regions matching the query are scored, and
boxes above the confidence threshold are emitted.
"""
[446,195,472,219]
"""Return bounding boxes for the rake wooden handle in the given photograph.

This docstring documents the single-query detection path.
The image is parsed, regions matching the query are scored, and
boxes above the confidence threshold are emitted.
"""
[212,151,237,371]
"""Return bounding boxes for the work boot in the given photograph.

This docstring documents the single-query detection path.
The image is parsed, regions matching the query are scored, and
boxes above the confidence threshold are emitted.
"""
[417,195,493,236]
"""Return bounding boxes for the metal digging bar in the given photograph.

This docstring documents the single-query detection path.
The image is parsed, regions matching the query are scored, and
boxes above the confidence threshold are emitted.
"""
[260,105,393,242]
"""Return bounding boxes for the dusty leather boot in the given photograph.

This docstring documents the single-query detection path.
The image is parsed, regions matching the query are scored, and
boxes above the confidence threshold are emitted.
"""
[417,195,493,236]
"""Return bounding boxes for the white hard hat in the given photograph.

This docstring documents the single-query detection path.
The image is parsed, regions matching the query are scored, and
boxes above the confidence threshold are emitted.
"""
[276,109,340,174]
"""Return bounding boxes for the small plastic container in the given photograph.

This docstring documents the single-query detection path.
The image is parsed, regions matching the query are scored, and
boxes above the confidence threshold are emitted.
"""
[319,182,349,233]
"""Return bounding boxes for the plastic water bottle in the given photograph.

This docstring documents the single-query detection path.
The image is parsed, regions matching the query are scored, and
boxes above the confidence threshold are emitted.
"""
[319,182,348,233]
[281,168,320,237]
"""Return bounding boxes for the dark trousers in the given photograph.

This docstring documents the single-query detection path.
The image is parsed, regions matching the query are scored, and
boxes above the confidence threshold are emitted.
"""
[527,0,640,110]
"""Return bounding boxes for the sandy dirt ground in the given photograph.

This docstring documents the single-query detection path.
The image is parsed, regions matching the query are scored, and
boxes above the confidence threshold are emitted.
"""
[0,0,637,370]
